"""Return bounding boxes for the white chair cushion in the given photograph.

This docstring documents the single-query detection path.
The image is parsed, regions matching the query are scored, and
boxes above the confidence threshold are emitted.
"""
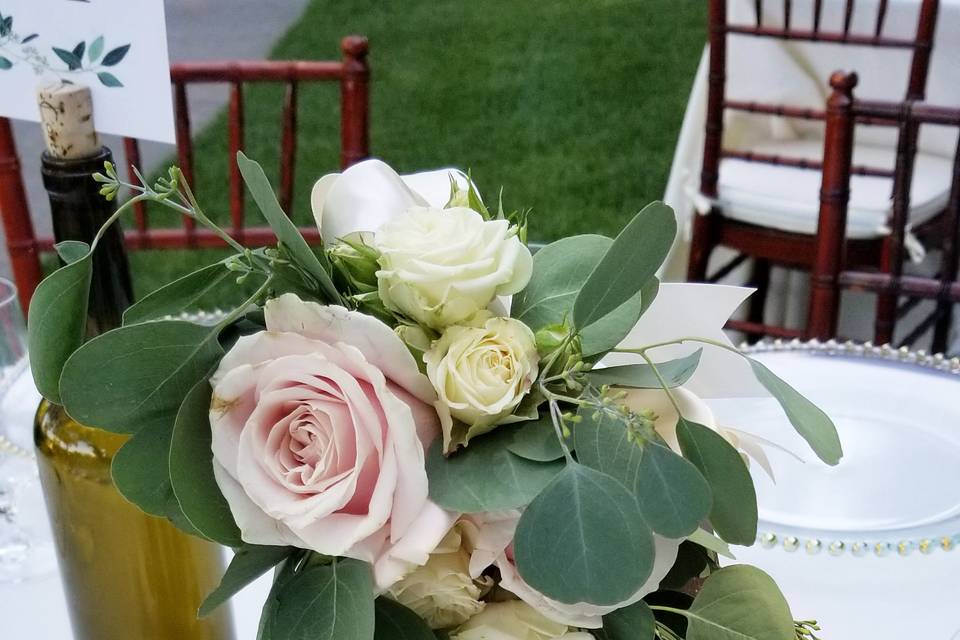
[716,138,954,238]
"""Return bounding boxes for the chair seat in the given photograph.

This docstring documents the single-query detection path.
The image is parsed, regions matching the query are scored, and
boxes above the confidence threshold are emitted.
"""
[716,139,953,239]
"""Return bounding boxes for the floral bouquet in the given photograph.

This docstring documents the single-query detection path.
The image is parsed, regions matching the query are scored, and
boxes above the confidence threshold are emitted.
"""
[28,153,841,639]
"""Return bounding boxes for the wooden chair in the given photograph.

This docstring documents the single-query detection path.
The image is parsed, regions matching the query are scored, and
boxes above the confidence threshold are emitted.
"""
[808,71,960,353]
[689,0,942,339]
[0,35,370,311]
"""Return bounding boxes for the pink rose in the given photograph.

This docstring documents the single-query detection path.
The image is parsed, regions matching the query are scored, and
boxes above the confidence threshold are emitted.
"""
[462,511,680,629]
[210,293,456,589]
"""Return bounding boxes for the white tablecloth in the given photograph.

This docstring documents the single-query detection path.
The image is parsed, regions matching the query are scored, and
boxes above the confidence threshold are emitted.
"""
[661,0,960,281]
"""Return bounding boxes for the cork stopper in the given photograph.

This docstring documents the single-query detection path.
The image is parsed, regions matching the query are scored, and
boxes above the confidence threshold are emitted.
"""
[36,82,100,160]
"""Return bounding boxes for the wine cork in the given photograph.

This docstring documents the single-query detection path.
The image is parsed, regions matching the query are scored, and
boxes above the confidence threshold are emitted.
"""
[36,81,100,160]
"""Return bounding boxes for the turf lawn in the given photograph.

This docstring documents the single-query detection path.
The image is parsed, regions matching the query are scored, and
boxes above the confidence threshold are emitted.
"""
[129,0,706,300]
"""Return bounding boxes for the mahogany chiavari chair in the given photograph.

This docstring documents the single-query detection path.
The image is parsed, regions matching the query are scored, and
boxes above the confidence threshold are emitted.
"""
[689,0,942,340]
[809,71,960,353]
[0,35,370,311]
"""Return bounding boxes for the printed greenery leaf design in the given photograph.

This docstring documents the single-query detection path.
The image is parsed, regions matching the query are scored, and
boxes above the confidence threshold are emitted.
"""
[269,558,375,640]
[0,57,12,70]
[169,372,242,546]
[87,35,104,63]
[27,241,93,403]
[373,598,435,640]
[596,601,656,640]
[677,419,758,545]
[426,426,564,512]
[71,41,85,62]
[21,34,39,44]
[52,46,82,70]
[60,320,225,435]
[748,358,843,466]
[101,43,131,66]
[507,412,568,462]
[681,565,794,640]
[586,349,703,389]
[573,202,676,333]
[0,15,12,37]
[200,544,293,618]
[97,72,123,88]
[513,463,654,605]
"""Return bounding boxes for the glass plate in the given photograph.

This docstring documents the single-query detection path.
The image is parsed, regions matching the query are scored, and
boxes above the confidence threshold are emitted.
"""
[707,340,960,639]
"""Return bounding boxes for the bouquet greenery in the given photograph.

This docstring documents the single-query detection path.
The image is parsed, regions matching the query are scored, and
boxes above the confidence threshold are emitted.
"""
[28,152,841,639]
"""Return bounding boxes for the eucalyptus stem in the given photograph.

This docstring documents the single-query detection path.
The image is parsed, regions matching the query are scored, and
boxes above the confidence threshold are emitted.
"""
[615,336,741,357]
[548,399,575,464]
[654,622,684,640]
[635,349,684,417]
[215,275,275,331]
[89,193,151,251]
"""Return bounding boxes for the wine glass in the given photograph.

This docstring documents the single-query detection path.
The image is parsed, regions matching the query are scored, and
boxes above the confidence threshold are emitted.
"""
[0,277,55,582]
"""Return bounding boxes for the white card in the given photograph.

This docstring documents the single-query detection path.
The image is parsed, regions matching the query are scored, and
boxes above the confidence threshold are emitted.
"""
[0,0,175,143]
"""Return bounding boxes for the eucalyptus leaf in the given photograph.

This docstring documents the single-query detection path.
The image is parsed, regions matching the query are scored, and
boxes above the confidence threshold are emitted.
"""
[513,463,654,606]
[572,202,676,332]
[27,246,92,402]
[510,234,611,329]
[749,359,842,466]
[55,240,90,264]
[596,601,656,640]
[123,261,247,325]
[373,598,435,640]
[677,420,757,546]
[580,276,659,357]
[507,413,568,462]
[60,320,224,435]
[635,442,712,538]
[270,558,374,640]
[200,544,292,618]
[236,152,340,304]
[681,565,794,640]
[426,426,564,512]
[573,408,642,491]
[170,372,242,546]
[112,418,177,517]
[587,349,702,389]
[688,527,735,560]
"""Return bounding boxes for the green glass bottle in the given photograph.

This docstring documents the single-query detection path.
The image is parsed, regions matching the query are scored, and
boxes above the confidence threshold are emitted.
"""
[33,148,234,640]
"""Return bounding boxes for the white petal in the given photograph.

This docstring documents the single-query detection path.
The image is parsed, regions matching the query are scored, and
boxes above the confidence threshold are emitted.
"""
[310,173,340,237]
[601,283,764,398]
[212,461,306,548]
[400,167,472,207]
[316,159,427,246]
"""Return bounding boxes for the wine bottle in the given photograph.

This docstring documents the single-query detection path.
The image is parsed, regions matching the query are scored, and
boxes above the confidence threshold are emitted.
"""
[33,148,235,640]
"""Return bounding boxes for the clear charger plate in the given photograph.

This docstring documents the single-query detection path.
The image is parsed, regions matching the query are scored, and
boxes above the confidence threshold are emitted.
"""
[706,340,960,639]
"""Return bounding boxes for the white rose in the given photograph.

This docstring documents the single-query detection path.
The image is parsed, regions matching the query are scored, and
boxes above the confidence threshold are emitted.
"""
[389,524,490,629]
[451,601,593,640]
[375,206,532,329]
[425,317,539,453]
[311,158,473,247]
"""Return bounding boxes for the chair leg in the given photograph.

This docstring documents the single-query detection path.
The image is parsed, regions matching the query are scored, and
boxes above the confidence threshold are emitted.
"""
[746,258,771,343]
[687,209,717,282]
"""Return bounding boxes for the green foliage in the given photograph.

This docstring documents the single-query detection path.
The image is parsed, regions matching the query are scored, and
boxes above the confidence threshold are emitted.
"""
[586,349,702,389]
[596,601,656,640]
[506,412,569,461]
[748,359,843,466]
[580,276,659,357]
[573,408,643,490]
[123,261,246,324]
[572,202,675,333]
[111,412,180,517]
[236,152,340,304]
[681,565,794,640]
[373,598,435,640]
[677,419,758,546]
[634,442,711,538]
[169,373,242,546]
[27,242,92,403]
[511,234,611,330]
[200,544,293,618]
[426,427,564,512]
[267,558,375,640]
[513,463,654,606]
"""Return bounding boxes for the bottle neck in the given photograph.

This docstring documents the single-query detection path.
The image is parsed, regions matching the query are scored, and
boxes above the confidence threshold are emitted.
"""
[42,148,133,335]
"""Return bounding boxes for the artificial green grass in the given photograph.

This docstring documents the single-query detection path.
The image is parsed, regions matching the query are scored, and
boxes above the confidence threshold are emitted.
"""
[129,0,705,298]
